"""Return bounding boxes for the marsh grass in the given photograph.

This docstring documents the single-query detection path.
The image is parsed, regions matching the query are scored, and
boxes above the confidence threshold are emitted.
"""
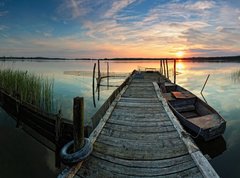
[231,69,240,83]
[0,68,54,112]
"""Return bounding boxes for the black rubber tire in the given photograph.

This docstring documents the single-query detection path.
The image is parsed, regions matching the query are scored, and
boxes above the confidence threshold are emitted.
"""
[60,138,93,165]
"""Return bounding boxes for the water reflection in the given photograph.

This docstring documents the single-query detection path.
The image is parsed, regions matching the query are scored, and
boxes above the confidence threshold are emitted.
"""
[1,60,240,178]
[0,107,57,178]
[231,69,240,83]
[176,61,240,178]
[176,60,185,71]
[194,136,226,159]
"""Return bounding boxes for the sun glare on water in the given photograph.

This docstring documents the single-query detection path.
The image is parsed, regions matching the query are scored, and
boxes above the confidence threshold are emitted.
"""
[176,62,185,70]
[176,51,184,58]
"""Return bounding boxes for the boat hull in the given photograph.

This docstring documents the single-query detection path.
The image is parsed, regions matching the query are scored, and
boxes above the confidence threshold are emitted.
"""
[162,82,226,141]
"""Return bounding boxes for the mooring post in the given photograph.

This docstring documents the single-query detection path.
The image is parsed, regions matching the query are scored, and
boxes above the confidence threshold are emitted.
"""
[163,59,166,77]
[174,59,176,84]
[160,60,162,74]
[107,62,109,89]
[73,97,84,151]
[98,84,100,101]
[92,63,96,107]
[97,59,101,79]
[166,59,169,78]
[55,110,62,168]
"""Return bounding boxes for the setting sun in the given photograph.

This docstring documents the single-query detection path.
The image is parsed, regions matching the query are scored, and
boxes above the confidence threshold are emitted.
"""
[176,51,184,58]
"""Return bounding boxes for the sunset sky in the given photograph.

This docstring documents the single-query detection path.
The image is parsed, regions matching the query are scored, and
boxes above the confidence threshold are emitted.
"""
[0,0,240,58]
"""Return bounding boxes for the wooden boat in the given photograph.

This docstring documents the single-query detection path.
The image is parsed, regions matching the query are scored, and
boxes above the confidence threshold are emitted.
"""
[160,82,226,141]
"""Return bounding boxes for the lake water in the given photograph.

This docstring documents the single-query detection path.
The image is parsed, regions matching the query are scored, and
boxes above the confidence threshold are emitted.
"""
[0,60,240,177]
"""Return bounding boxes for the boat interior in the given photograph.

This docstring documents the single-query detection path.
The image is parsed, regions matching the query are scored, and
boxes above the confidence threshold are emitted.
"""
[160,82,222,129]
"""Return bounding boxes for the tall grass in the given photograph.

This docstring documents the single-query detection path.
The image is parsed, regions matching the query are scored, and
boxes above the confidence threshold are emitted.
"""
[231,69,240,83]
[0,68,54,112]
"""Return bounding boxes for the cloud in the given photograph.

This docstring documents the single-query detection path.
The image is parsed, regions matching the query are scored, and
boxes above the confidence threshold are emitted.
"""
[25,1,240,57]
[185,1,215,10]
[56,0,91,19]
[1,0,240,58]
[104,0,137,18]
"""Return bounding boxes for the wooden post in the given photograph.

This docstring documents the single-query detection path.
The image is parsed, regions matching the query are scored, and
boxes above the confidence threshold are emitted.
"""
[98,84,100,101]
[73,97,84,151]
[160,60,162,74]
[107,62,109,90]
[55,110,62,168]
[163,59,166,77]
[97,59,101,79]
[174,59,176,84]
[92,63,96,108]
[166,59,169,78]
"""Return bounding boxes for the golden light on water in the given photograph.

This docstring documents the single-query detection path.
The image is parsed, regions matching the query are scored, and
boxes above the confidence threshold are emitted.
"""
[176,51,184,58]
[176,61,185,71]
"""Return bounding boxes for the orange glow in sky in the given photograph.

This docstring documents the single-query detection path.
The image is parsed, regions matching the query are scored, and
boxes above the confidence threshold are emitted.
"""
[1,1,239,58]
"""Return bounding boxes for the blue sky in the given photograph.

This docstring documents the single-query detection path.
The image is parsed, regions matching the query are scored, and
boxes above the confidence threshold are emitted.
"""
[0,0,240,58]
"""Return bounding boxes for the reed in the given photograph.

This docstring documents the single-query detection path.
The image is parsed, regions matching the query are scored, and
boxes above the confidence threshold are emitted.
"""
[0,68,54,112]
[231,69,240,83]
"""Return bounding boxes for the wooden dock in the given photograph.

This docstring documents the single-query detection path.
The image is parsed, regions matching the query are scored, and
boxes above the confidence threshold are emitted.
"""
[63,71,219,178]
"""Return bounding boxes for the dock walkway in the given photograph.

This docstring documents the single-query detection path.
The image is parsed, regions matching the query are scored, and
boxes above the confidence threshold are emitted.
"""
[72,72,218,178]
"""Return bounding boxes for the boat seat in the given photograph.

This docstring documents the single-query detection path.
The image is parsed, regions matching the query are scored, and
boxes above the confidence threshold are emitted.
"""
[182,111,199,118]
[187,114,221,129]
[175,104,195,112]
[164,82,176,92]
[172,91,196,99]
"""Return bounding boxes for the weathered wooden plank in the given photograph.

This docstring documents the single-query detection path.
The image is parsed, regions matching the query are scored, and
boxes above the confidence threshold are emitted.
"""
[122,91,156,94]
[191,151,219,178]
[58,161,83,178]
[123,90,156,94]
[122,94,156,98]
[84,155,197,176]
[119,97,159,103]
[109,114,170,122]
[181,111,199,118]
[117,102,162,108]
[100,128,179,140]
[131,80,155,83]
[89,85,129,144]
[125,88,155,91]
[114,106,166,113]
[187,114,221,129]
[96,134,185,149]
[94,141,188,160]
[77,165,203,178]
[104,122,176,133]
[130,83,153,87]
[92,151,192,168]
[107,118,173,127]
[111,111,168,118]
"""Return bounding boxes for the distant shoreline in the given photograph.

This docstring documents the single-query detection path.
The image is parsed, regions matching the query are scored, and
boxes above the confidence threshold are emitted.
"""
[0,56,240,62]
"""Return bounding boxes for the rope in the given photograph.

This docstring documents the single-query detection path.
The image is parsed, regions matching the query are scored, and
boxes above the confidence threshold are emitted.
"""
[190,127,202,139]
